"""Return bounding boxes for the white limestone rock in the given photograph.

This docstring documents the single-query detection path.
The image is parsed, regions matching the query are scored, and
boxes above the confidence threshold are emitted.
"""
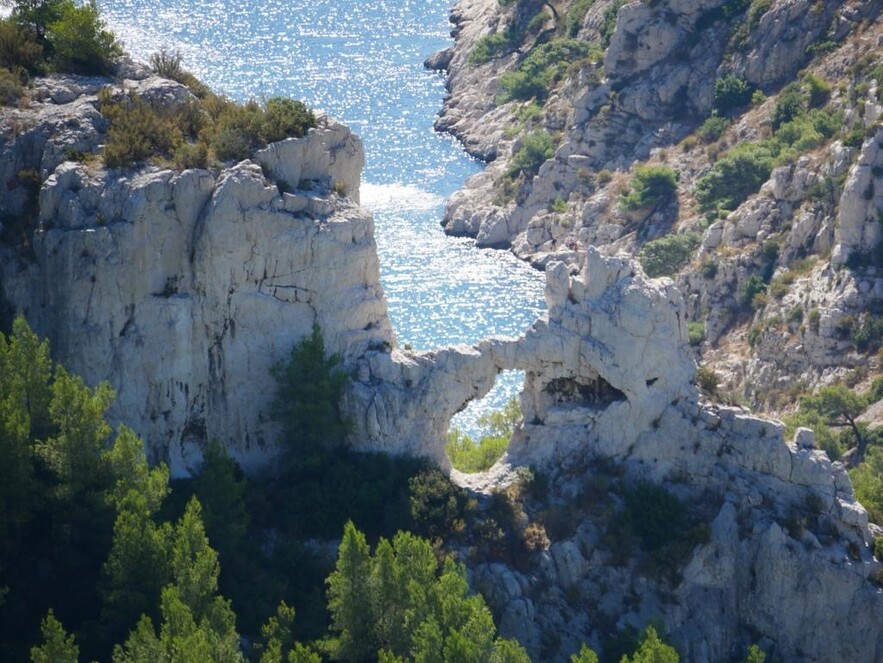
[2,117,393,476]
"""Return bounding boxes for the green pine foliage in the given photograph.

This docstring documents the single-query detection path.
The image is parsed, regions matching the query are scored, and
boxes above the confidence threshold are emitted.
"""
[271,323,350,468]
[638,232,701,278]
[326,523,530,663]
[469,29,521,66]
[695,142,775,212]
[497,38,596,105]
[620,165,678,212]
[620,626,679,663]
[30,611,79,663]
[1,0,120,77]
[507,130,555,179]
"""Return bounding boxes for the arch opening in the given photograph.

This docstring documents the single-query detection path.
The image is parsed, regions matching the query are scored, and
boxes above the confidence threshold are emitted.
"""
[446,369,524,475]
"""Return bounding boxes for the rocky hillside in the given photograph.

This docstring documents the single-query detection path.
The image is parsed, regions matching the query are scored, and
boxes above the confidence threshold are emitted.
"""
[428,0,883,413]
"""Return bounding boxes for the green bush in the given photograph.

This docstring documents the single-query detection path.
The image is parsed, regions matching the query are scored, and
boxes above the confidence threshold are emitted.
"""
[618,480,710,581]
[408,469,469,539]
[621,165,678,211]
[700,260,718,279]
[173,141,208,170]
[446,430,509,473]
[260,97,315,144]
[638,232,700,278]
[149,47,184,80]
[772,82,804,129]
[211,96,315,162]
[0,67,24,105]
[698,113,729,143]
[713,74,753,113]
[101,94,182,168]
[446,397,520,473]
[47,0,119,75]
[470,30,521,66]
[0,18,42,71]
[804,72,831,108]
[687,321,705,346]
[565,0,595,37]
[497,38,595,104]
[850,448,883,524]
[741,274,768,306]
[550,196,568,213]
[695,142,775,211]
[507,130,555,178]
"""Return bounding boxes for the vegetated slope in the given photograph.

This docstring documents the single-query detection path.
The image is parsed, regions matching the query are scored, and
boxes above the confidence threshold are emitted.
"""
[430,0,883,415]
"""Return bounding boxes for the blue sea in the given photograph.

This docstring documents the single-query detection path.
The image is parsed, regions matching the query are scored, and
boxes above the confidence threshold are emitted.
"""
[99,0,546,437]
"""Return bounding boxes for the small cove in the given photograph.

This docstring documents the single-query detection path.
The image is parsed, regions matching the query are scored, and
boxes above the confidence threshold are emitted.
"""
[100,0,546,436]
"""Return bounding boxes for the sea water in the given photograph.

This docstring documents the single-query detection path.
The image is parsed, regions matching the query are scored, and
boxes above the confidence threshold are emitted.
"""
[99,0,546,438]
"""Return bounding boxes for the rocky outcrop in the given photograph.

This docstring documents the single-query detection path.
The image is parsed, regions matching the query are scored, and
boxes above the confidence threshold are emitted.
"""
[1,76,392,475]
[346,248,695,468]
[347,246,882,663]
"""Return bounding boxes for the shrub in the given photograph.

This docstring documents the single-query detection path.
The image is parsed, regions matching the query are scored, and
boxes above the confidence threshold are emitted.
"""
[0,66,24,105]
[638,232,700,278]
[149,48,184,80]
[0,18,42,71]
[600,0,625,47]
[687,321,705,346]
[850,448,883,524]
[47,0,120,75]
[260,97,315,143]
[621,165,678,211]
[210,97,316,162]
[741,275,768,307]
[747,324,762,347]
[714,74,752,113]
[698,113,729,143]
[772,82,804,129]
[507,130,555,178]
[700,260,718,279]
[804,72,831,108]
[446,430,509,473]
[497,38,594,104]
[102,95,182,168]
[697,366,719,395]
[695,142,775,211]
[565,0,595,37]
[843,126,865,147]
[409,469,469,539]
[549,197,568,213]
[173,141,208,170]
[469,29,520,66]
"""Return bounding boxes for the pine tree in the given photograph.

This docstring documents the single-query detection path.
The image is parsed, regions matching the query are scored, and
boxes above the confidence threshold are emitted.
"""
[30,610,79,663]
[327,521,374,661]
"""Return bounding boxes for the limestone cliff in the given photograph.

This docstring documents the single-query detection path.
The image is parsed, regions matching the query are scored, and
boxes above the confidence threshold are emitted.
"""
[0,73,392,475]
[430,0,883,408]
[347,245,883,662]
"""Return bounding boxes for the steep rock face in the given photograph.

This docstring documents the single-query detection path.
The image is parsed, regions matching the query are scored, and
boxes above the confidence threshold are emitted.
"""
[353,247,882,663]
[346,247,695,469]
[0,77,392,474]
